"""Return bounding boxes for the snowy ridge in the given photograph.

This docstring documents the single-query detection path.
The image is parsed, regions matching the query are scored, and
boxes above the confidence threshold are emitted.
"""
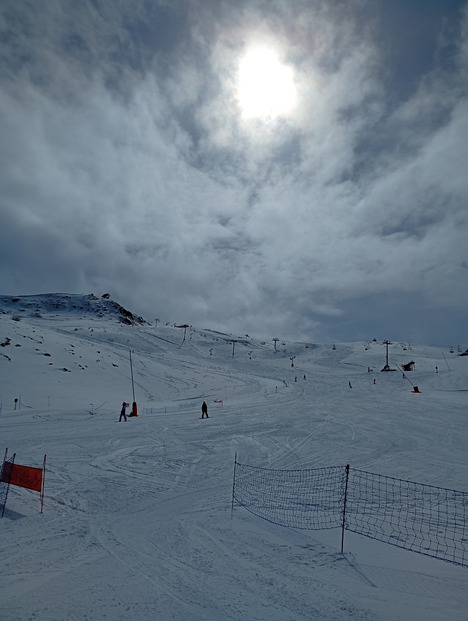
[0,293,147,325]
[0,298,467,620]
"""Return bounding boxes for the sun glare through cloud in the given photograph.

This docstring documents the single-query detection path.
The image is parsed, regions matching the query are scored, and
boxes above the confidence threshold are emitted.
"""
[0,1,467,347]
[237,48,297,120]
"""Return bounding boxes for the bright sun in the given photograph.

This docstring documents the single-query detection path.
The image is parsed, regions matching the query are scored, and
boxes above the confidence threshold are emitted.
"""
[237,48,297,121]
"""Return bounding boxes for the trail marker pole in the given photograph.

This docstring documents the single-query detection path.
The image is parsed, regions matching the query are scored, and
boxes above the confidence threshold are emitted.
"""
[231,452,238,517]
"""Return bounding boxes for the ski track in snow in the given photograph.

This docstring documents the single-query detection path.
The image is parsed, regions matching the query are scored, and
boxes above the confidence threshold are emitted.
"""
[0,310,467,620]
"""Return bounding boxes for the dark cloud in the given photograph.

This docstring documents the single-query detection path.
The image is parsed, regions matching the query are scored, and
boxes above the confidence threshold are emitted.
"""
[0,0,467,345]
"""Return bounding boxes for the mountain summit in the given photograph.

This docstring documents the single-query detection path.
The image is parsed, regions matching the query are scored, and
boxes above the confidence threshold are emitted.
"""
[0,293,147,325]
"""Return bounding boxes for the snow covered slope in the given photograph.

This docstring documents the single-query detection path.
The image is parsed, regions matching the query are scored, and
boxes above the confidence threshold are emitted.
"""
[0,296,467,620]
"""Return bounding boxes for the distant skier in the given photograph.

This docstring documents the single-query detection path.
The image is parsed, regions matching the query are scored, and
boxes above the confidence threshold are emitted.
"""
[119,401,129,422]
[201,401,209,418]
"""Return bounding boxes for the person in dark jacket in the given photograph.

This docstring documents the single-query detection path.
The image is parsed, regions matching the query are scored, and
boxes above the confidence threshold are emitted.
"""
[201,401,209,418]
[119,401,129,422]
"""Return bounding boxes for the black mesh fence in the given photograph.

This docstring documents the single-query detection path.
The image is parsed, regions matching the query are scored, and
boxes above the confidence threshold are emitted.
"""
[233,461,468,568]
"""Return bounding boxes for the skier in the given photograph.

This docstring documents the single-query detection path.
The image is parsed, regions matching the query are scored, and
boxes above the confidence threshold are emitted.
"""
[201,401,209,418]
[119,401,129,422]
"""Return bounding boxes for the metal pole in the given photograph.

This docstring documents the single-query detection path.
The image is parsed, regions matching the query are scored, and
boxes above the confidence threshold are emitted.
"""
[341,464,350,554]
[129,350,136,403]
[1,452,15,518]
[231,452,238,517]
[41,455,46,514]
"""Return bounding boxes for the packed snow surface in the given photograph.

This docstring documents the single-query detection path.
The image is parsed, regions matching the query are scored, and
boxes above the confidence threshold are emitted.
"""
[0,295,467,620]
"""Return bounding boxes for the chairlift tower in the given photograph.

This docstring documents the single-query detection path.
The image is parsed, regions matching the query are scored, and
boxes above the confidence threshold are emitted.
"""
[175,324,189,346]
[381,340,395,372]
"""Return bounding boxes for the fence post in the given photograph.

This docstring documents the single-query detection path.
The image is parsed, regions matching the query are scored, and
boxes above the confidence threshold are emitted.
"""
[341,464,350,554]
[1,452,16,518]
[231,452,238,517]
[40,455,47,514]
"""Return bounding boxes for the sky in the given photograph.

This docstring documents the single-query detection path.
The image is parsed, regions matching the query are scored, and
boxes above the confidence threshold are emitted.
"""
[1,0,467,346]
